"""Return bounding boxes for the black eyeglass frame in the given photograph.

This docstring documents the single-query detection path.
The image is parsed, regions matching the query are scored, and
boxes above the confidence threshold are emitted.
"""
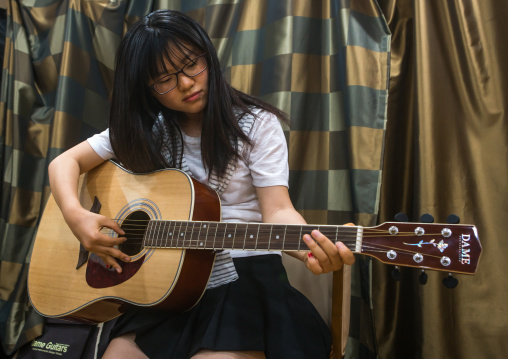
[149,54,208,95]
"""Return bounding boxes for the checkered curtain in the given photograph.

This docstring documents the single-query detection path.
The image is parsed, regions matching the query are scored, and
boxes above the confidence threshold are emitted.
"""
[0,0,389,356]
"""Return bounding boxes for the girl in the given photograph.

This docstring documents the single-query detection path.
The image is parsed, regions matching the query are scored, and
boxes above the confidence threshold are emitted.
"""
[48,9,355,359]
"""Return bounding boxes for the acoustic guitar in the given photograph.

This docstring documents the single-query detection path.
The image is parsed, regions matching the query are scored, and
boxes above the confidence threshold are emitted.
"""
[28,161,481,324]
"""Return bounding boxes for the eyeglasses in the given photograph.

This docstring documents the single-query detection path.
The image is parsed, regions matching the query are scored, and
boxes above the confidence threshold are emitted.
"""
[150,54,208,95]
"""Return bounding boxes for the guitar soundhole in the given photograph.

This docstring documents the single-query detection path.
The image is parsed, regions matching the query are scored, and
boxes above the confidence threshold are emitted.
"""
[119,211,150,256]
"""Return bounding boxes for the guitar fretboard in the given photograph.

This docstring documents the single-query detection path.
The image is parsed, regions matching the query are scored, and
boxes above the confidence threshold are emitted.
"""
[142,220,361,251]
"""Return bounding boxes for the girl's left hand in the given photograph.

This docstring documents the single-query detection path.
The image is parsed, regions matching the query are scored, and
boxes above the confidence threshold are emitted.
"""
[302,228,356,274]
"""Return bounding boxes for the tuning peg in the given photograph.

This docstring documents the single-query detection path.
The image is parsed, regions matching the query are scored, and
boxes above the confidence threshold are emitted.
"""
[394,213,409,222]
[419,270,428,285]
[446,214,460,224]
[420,214,434,223]
[442,273,459,288]
[391,266,401,281]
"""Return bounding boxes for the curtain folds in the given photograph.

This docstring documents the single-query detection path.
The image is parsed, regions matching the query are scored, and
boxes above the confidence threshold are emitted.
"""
[376,0,508,358]
[0,0,152,354]
[0,0,389,356]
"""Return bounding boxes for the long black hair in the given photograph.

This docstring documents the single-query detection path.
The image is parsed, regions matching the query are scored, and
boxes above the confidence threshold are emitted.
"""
[109,9,288,176]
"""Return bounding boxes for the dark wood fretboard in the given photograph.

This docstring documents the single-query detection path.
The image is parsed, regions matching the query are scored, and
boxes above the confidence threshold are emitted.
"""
[143,220,361,251]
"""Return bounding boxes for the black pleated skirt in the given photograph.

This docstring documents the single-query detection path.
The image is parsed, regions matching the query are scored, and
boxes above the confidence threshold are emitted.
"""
[110,255,331,358]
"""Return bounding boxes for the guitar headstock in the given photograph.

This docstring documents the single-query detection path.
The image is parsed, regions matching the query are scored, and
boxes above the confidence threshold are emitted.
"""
[361,222,481,274]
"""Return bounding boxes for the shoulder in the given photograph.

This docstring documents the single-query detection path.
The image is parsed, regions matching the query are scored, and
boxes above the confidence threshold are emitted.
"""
[238,107,282,136]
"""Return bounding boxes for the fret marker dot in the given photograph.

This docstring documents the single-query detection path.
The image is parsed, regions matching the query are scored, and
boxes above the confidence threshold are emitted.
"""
[180,233,184,236]
[204,225,207,228]
[250,235,253,238]
[169,232,173,235]
[228,234,232,238]
[200,242,203,246]
[276,235,280,239]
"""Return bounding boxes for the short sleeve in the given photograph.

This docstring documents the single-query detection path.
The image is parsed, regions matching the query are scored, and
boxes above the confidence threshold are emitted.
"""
[247,112,289,188]
[87,128,116,160]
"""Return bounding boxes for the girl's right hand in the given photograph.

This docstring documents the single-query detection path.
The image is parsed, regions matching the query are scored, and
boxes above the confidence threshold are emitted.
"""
[64,207,130,273]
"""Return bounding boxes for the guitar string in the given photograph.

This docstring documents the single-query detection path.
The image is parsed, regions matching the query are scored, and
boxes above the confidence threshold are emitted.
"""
[119,224,453,243]
[107,231,452,260]
[138,226,447,259]
[110,222,457,243]
[107,219,465,259]
[112,219,451,238]
[115,220,454,235]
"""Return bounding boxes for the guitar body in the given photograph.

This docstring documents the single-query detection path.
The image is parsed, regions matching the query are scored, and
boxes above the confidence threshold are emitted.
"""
[28,161,219,323]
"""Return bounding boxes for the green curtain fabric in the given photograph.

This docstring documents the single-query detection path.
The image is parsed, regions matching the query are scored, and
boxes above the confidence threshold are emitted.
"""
[0,0,151,354]
[375,0,508,358]
[0,0,389,356]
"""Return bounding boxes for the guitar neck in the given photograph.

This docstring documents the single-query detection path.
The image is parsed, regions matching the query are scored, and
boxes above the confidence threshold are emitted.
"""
[139,220,480,275]
[143,220,361,252]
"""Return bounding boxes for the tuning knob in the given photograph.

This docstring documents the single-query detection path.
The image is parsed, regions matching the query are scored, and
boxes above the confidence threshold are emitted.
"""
[391,266,401,281]
[420,214,434,223]
[394,212,409,222]
[419,270,428,285]
[446,214,460,224]
[442,273,459,288]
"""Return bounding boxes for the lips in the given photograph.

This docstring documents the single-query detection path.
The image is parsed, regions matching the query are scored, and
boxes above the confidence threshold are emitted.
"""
[183,90,202,102]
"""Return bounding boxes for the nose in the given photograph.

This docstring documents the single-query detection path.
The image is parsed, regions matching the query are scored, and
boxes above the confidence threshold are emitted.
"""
[177,73,194,90]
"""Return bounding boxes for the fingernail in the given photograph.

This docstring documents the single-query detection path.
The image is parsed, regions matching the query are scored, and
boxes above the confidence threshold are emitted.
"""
[124,257,131,262]
[106,264,111,269]
[307,252,313,258]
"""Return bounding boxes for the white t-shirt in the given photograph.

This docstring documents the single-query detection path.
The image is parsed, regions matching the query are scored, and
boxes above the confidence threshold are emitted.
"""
[87,110,289,259]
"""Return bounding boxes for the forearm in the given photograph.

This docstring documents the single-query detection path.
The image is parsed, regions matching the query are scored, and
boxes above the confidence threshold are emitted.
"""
[48,154,83,218]
[48,141,105,221]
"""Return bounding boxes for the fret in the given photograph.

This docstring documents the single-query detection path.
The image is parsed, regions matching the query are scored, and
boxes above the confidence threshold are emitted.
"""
[254,224,260,250]
[169,220,178,248]
[144,221,152,247]
[149,220,157,247]
[234,223,248,250]
[203,222,212,249]
[282,224,287,250]
[159,220,168,248]
[243,223,248,250]
[204,222,211,249]
[158,220,165,248]
[175,221,183,248]
[142,221,149,247]
[148,220,155,247]
[185,221,191,247]
[153,221,160,247]
[162,221,172,248]
[268,225,273,250]
[298,225,303,250]
[243,223,259,250]
[222,223,236,249]
[232,223,237,250]
[194,221,205,249]
[214,222,220,250]
[204,222,213,249]
[195,221,203,249]
[203,222,214,250]
[183,222,196,248]
[269,225,288,250]
[220,222,227,250]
